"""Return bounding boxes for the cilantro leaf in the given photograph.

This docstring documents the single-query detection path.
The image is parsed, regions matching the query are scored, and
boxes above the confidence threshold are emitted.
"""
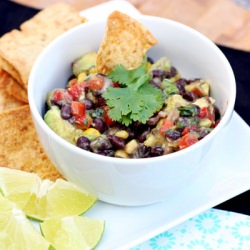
[107,59,147,86]
[103,72,164,126]
[161,79,179,97]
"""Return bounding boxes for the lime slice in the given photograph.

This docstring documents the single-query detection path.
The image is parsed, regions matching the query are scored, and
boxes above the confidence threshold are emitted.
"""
[0,193,53,250]
[40,216,105,250]
[0,167,97,221]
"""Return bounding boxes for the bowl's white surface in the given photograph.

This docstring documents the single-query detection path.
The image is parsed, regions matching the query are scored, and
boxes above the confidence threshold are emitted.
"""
[28,15,236,206]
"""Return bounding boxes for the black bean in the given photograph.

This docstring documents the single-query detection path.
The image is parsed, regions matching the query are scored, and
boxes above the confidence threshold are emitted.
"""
[183,91,198,101]
[138,128,150,143]
[98,149,114,157]
[96,96,106,107]
[147,57,154,64]
[164,67,177,78]
[214,105,221,121]
[76,136,91,150]
[165,129,181,140]
[84,98,94,110]
[60,104,72,120]
[136,145,151,158]
[99,139,113,150]
[176,78,188,95]
[150,146,164,157]
[92,118,106,133]
[51,99,64,108]
[152,69,166,79]
[107,135,125,149]
[198,129,211,140]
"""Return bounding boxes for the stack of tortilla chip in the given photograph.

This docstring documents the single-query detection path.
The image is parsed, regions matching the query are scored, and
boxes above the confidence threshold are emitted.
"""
[0,3,84,181]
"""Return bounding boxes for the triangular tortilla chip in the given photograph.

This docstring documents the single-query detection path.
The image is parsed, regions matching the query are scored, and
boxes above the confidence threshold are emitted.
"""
[0,3,83,89]
[0,69,24,112]
[0,68,28,103]
[96,11,158,74]
[0,105,63,181]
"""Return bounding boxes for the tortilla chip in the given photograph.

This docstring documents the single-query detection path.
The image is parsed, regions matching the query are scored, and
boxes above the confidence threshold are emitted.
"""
[0,69,28,103]
[0,29,46,89]
[0,105,63,181]
[96,11,158,74]
[0,3,83,89]
[0,70,24,112]
[20,2,85,38]
[0,56,23,84]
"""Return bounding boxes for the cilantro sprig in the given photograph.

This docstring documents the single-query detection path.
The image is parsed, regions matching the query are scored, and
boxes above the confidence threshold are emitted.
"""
[102,61,164,126]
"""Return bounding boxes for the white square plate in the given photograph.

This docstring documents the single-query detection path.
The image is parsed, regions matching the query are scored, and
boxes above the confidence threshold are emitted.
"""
[33,1,250,249]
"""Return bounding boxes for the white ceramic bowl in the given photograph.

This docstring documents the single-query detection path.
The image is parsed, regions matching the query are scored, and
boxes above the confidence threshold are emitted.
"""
[28,15,236,206]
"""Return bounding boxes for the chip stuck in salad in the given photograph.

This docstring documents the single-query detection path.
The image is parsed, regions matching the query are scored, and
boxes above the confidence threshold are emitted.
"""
[44,11,220,159]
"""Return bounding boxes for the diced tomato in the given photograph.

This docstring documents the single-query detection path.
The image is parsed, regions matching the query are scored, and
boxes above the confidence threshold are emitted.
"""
[52,89,64,101]
[198,106,215,121]
[178,132,198,150]
[75,115,92,129]
[67,82,85,100]
[103,106,115,126]
[159,120,174,135]
[182,125,200,135]
[198,107,207,119]
[192,86,204,97]
[87,77,104,90]
[68,78,78,87]
[71,101,86,117]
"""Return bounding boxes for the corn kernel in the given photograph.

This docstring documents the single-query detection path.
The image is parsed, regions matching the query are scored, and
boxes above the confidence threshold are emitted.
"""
[114,130,129,139]
[77,72,87,83]
[82,128,101,140]
[89,67,97,74]
[115,150,129,158]
[199,118,212,128]
[144,134,156,147]
[146,62,152,71]
[125,139,138,154]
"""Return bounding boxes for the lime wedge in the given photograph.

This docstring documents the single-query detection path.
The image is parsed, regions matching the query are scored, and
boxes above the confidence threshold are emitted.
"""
[0,193,53,250]
[0,167,97,221]
[40,216,105,250]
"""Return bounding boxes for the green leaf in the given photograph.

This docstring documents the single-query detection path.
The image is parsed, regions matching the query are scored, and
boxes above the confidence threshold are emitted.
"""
[178,105,199,117]
[107,59,147,86]
[103,71,164,125]
[161,79,179,96]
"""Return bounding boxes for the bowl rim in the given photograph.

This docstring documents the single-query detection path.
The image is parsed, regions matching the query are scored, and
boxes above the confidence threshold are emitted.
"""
[28,15,236,165]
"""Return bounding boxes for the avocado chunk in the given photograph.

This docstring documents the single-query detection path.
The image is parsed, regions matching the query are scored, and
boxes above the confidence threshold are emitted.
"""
[193,97,215,108]
[44,106,83,144]
[165,94,189,110]
[185,80,210,96]
[150,57,171,71]
[72,51,97,76]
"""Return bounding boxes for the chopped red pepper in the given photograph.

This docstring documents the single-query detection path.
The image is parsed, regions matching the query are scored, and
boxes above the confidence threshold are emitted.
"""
[178,132,198,150]
[75,115,92,129]
[159,120,174,135]
[182,125,200,135]
[71,101,86,117]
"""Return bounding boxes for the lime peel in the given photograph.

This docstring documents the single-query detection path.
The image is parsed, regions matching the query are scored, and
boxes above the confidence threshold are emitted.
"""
[40,215,105,250]
[0,167,97,221]
[0,193,52,250]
